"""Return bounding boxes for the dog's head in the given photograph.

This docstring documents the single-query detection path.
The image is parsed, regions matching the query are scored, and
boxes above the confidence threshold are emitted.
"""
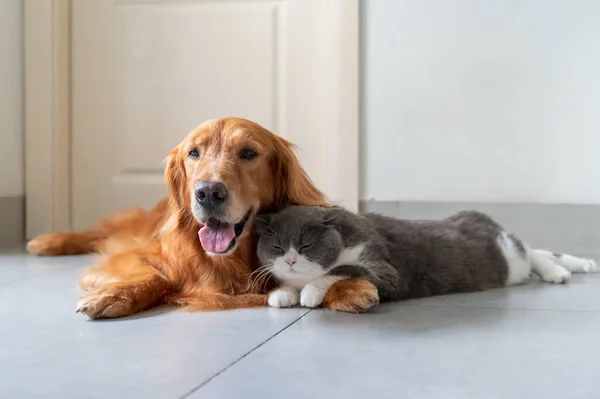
[165,117,328,255]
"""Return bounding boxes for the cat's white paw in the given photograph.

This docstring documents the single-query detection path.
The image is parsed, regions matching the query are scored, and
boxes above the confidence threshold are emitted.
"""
[541,269,571,284]
[585,259,597,273]
[268,287,299,308]
[300,284,326,308]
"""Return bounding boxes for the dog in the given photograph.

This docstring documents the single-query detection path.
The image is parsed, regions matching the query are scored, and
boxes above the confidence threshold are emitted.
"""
[27,118,380,318]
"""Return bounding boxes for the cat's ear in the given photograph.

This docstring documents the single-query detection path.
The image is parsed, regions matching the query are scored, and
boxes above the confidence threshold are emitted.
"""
[321,209,339,227]
[253,214,272,233]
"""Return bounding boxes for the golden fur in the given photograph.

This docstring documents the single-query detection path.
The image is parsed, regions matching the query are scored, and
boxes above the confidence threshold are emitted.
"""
[27,118,378,318]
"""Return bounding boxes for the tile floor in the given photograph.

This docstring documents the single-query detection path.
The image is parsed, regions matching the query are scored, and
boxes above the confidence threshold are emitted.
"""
[1,249,599,399]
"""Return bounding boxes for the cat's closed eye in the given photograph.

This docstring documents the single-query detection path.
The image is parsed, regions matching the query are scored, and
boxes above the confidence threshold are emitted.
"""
[272,245,284,255]
[298,243,312,253]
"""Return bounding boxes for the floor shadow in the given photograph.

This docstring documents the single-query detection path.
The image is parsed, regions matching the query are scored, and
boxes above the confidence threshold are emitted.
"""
[89,304,176,322]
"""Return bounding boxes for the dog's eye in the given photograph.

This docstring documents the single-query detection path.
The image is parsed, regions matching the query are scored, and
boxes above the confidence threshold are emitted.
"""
[188,149,200,159]
[240,148,258,160]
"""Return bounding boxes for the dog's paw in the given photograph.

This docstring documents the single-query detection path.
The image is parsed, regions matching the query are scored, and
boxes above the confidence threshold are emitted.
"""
[321,279,380,313]
[76,286,136,319]
[26,234,65,256]
[268,287,299,308]
[300,284,326,308]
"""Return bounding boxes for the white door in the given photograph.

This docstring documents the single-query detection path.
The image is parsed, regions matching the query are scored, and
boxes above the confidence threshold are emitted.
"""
[70,0,358,230]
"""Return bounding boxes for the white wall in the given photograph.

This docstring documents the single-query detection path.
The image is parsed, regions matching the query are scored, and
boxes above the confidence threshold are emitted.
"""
[362,0,600,204]
[0,0,24,198]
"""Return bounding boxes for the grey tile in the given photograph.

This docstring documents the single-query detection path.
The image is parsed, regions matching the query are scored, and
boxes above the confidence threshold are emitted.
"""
[0,252,89,286]
[404,273,600,312]
[194,305,600,399]
[0,257,308,399]
[4,249,600,399]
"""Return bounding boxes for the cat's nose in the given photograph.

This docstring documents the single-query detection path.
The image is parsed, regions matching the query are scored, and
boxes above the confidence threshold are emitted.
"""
[285,259,296,268]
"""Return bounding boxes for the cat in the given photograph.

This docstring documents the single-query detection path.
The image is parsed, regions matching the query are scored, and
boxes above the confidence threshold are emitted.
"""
[254,205,597,310]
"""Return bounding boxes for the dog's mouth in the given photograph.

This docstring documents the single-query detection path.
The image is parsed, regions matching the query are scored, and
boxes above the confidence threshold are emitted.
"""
[198,208,253,254]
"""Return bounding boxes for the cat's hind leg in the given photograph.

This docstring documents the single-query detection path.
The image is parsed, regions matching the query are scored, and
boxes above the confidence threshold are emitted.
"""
[498,232,532,286]
[529,249,571,284]
[534,250,597,274]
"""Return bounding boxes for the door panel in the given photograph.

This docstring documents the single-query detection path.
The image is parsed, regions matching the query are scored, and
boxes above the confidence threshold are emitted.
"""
[72,0,358,230]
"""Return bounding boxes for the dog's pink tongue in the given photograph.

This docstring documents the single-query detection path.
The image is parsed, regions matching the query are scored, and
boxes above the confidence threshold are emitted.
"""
[199,224,235,253]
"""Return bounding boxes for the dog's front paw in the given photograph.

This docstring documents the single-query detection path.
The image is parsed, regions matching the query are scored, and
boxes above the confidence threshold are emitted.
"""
[268,286,299,308]
[321,279,379,313]
[76,286,137,319]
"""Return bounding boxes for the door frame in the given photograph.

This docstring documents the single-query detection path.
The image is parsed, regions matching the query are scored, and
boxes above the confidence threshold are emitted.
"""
[24,0,71,239]
[24,0,360,238]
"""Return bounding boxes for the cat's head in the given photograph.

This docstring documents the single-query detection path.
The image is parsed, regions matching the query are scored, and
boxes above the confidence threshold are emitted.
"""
[255,206,343,281]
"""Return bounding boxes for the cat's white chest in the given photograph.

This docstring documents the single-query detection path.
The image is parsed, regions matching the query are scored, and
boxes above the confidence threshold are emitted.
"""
[285,276,319,290]
[333,244,365,267]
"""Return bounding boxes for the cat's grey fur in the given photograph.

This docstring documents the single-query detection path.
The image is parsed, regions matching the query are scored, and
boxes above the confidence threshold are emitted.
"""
[255,206,596,307]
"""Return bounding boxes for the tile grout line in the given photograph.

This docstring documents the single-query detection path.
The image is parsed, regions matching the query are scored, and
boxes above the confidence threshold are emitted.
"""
[178,309,313,399]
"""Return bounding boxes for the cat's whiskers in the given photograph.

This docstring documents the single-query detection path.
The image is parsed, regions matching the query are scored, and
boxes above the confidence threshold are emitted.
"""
[254,267,274,282]
[262,272,276,291]
[254,265,277,291]
[250,273,266,292]
[251,272,272,292]
[247,263,275,291]
[247,263,271,277]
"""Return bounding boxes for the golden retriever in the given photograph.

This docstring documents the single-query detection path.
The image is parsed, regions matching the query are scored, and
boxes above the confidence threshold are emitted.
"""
[27,118,379,318]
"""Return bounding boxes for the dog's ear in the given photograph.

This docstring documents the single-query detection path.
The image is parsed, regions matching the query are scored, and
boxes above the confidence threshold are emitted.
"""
[164,147,187,210]
[273,136,328,209]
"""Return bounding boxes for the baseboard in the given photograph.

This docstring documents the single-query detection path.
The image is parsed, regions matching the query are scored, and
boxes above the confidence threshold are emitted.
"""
[0,196,25,249]
[360,201,600,257]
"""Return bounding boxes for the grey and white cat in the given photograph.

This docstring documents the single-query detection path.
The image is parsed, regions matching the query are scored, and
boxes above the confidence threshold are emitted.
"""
[255,206,597,309]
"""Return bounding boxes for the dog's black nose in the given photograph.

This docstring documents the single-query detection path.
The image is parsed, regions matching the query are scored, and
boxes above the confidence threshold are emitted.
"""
[195,181,228,205]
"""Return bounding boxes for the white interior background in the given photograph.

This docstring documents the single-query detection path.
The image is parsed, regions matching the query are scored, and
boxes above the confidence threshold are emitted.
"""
[361,0,600,204]
[2,1,600,210]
